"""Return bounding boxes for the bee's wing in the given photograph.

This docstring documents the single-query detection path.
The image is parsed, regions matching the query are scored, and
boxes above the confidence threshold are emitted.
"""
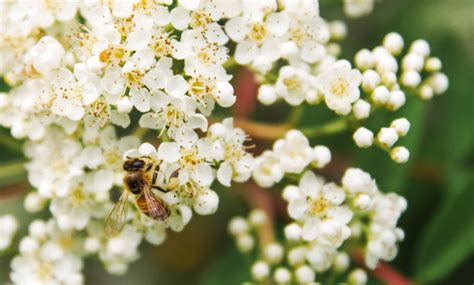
[143,184,169,221]
[105,190,130,237]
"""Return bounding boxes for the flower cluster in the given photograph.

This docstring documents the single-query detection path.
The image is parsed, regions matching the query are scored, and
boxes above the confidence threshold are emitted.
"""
[0,0,445,284]
[253,129,331,188]
[229,168,406,284]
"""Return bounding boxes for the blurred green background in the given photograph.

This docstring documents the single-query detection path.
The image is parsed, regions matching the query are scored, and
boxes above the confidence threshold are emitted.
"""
[0,0,473,284]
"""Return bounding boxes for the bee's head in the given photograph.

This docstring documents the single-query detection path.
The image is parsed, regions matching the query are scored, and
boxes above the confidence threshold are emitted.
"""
[123,157,146,172]
[126,173,143,194]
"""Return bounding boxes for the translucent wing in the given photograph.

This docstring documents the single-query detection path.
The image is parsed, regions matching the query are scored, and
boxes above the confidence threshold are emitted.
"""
[105,190,130,237]
[142,184,169,221]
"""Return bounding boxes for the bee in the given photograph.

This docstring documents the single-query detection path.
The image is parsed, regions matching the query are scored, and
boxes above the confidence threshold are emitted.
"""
[105,156,170,237]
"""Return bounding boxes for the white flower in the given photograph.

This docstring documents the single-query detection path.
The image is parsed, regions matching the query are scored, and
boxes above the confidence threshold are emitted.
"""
[280,0,329,63]
[209,118,254,186]
[288,171,352,246]
[317,60,362,115]
[225,9,289,69]
[10,220,83,285]
[252,150,284,188]
[50,175,111,230]
[273,130,315,174]
[25,129,84,198]
[275,66,310,106]
[365,193,406,269]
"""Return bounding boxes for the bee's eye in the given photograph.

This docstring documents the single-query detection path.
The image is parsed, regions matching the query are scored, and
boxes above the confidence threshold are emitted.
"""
[132,160,145,169]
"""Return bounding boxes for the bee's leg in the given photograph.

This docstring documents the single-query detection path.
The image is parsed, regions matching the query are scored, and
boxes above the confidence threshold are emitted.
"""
[151,185,170,193]
[145,162,154,172]
[151,164,162,185]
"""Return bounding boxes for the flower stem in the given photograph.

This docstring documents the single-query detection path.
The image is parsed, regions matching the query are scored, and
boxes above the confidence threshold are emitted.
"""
[301,118,349,138]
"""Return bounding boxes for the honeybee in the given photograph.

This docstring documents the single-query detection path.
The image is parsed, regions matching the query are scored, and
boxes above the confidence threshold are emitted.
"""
[105,156,170,237]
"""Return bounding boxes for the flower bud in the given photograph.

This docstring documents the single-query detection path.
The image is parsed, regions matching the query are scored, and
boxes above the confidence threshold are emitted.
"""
[284,223,302,241]
[381,72,397,87]
[362,70,380,93]
[387,90,406,111]
[288,246,306,266]
[330,20,347,41]
[410,39,430,57]
[425,57,442,72]
[352,99,371,120]
[418,84,434,100]
[312,145,331,168]
[348,268,368,285]
[383,32,404,55]
[428,72,449,95]
[401,70,421,88]
[264,243,284,264]
[390,146,410,163]
[353,127,374,148]
[248,209,267,227]
[295,265,316,283]
[355,49,375,70]
[273,267,291,284]
[19,236,39,255]
[24,192,47,213]
[354,193,372,210]
[390,118,410,137]
[251,261,270,281]
[236,234,254,252]
[258,85,278,105]
[334,252,350,272]
[402,53,424,71]
[228,217,249,236]
[282,185,300,202]
[376,55,398,74]
[377,127,399,148]
[371,86,390,105]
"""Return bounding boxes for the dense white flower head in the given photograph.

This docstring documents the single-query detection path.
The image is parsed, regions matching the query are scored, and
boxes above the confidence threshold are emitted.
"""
[0,1,447,283]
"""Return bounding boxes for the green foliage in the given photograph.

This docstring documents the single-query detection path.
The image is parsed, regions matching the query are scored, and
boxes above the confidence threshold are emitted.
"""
[414,176,474,282]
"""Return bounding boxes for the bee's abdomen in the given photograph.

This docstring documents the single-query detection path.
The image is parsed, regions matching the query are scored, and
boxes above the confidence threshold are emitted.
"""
[135,195,151,217]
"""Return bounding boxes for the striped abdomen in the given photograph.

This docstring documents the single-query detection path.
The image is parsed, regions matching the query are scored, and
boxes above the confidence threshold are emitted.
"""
[135,193,169,220]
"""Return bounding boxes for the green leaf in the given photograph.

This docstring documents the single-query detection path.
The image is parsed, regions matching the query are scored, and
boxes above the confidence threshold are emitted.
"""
[200,245,252,285]
[414,174,474,282]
